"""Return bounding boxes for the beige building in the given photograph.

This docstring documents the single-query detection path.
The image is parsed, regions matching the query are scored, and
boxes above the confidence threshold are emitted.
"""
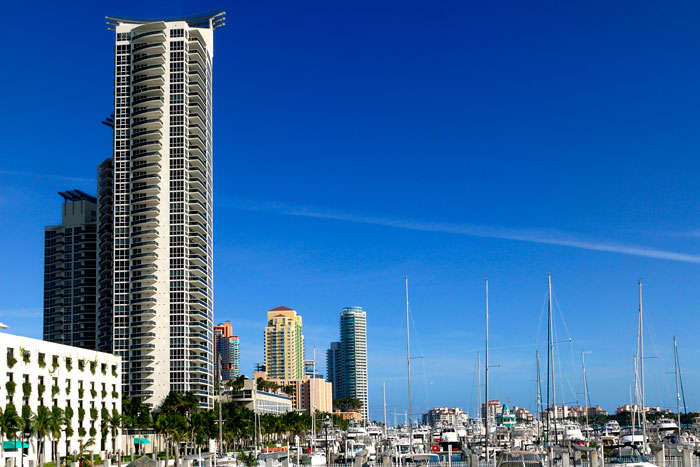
[264,307,305,379]
[255,371,332,414]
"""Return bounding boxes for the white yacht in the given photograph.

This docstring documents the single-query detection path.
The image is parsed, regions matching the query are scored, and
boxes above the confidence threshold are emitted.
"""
[619,427,645,447]
[439,426,461,451]
[603,420,621,435]
[346,420,368,439]
[651,418,678,434]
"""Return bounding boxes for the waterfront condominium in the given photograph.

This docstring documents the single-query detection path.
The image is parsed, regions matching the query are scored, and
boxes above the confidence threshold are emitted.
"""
[264,307,305,379]
[44,191,98,350]
[325,341,342,399]
[328,307,369,420]
[214,321,241,380]
[98,12,225,408]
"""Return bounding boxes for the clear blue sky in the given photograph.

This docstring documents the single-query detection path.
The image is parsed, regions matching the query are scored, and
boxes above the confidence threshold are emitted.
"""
[1,1,699,421]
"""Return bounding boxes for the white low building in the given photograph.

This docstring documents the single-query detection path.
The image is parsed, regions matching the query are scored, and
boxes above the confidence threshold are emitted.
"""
[0,332,121,464]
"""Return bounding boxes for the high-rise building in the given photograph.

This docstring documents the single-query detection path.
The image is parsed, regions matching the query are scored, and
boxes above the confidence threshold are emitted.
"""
[214,321,241,380]
[328,307,369,420]
[98,12,225,408]
[326,341,342,399]
[44,191,98,350]
[264,307,305,379]
[96,159,114,354]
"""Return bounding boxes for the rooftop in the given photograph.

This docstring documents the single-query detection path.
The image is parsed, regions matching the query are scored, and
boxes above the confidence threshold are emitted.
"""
[106,10,225,30]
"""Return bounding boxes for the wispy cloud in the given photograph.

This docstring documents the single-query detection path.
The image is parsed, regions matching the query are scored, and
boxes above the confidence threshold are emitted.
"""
[0,170,93,183]
[224,197,700,264]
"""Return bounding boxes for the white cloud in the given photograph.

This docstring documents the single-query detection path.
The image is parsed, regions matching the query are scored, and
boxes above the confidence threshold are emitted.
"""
[223,197,700,264]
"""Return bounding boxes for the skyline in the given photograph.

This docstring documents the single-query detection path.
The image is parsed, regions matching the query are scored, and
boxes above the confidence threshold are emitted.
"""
[2,0,700,421]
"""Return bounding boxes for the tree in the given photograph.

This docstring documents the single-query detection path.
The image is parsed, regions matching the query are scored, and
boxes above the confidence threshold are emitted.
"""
[49,407,64,467]
[0,404,23,460]
[34,406,55,467]
[228,375,246,392]
[106,409,122,457]
[21,405,35,467]
[333,397,362,411]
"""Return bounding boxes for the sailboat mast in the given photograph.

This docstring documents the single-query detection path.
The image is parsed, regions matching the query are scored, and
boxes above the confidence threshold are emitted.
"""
[581,351,589,434]
[674,336,681,431]
[536,350,542,443]
[638,280,647,451]
[485,277,489,466]
[405,277,413,445]
[548,273,558,445]
[477,352,481,423]
[383,381,388,437]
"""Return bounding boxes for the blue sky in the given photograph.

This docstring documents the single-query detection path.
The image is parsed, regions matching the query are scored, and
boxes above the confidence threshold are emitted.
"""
[1,0,700,421]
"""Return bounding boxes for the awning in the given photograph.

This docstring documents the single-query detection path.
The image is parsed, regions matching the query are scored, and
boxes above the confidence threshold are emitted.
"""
[3,441,29,449]
[133,438,151,445]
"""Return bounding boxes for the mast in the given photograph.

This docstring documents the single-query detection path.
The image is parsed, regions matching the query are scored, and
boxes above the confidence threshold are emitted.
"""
[485,277,489,466]
[312,347,316,451]
[638,280,647,452]
[218,358,223,454]
[581,351,589,438]
[548,273,559,445]
[673,337,681,431]
[477,352,481,423]
[383,381,388,437]
[536,350,542,443]
[405,277,413,452]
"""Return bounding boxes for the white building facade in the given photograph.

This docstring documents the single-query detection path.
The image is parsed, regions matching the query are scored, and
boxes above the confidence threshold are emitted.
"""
[0,333,121,464]
[100,12,225,409]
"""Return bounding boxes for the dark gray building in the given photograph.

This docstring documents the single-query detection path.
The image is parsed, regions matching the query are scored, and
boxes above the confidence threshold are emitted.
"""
[43,190,98,349]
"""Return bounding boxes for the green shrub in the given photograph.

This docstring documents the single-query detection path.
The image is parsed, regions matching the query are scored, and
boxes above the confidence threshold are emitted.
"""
[5,381,16,396]
[22,382,32,397]
[52,385,60,397]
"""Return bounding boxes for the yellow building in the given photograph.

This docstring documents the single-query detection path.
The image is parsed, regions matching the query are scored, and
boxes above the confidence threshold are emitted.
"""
[264,307,305,379]
[255,371,333,414]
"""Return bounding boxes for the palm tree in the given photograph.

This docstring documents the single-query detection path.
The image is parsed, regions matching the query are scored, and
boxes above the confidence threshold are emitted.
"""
[48,407,64,467]
[34,406,53,467]
[166,413,189,467]
[0,404,23,460]
[75,438,96,467]
[106,410,122,458]
[20,405,35,467]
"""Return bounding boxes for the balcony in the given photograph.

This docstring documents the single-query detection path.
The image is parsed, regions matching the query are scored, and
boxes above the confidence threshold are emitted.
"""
[132,217,159,227]
[131,172,161,183]
[131,205,159,215]
[132,74,164,86]
[132,29,166,43]
[131,251,157,260]
[132,117,162,129]
[131,262,157,271]
[132,42,166,54]
[133,95,164,107]
[132,53,165,65]
[131,151,160,162]
[132,107,163,118]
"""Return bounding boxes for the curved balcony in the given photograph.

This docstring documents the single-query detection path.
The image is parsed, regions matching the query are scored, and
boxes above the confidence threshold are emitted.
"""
[132,228,158,239]
[188,109,206,127]
[131,183,161,195]
[132,29,166,44]
[188,91,205,108]
[131,251,158,261]
[131,342,156,350]
[133,95,164,107]
[131,151,160,162]
[130,284,157,294]
[132,74,164,86]
[132,63,165,76]
[131,331,156,339]
[132,217,159,228]
[132,117,162,129]
[132,42,165,54]
[188,154,207,171]
[131,172,161,184]
[188,243,206,256]
[133,86,163,100]
[188,220,206,233]
[133,308,157,319]
[131,205,159,216]
[132,239,158,249]
[188,69,205,87]
[188,122,206,139]
[131,262,157,272]
[133,53,165,66]
[132,139,162,150]
[132,274,157,284]
[132,107,163,119]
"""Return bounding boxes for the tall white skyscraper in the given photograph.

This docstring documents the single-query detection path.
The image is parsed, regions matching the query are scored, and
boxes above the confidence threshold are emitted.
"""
[339,306,369,420]
[99,12,225,408]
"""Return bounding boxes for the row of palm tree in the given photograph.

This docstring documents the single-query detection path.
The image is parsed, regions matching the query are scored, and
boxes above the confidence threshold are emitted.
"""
[0,403,121,467]
[0,390,352,467]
